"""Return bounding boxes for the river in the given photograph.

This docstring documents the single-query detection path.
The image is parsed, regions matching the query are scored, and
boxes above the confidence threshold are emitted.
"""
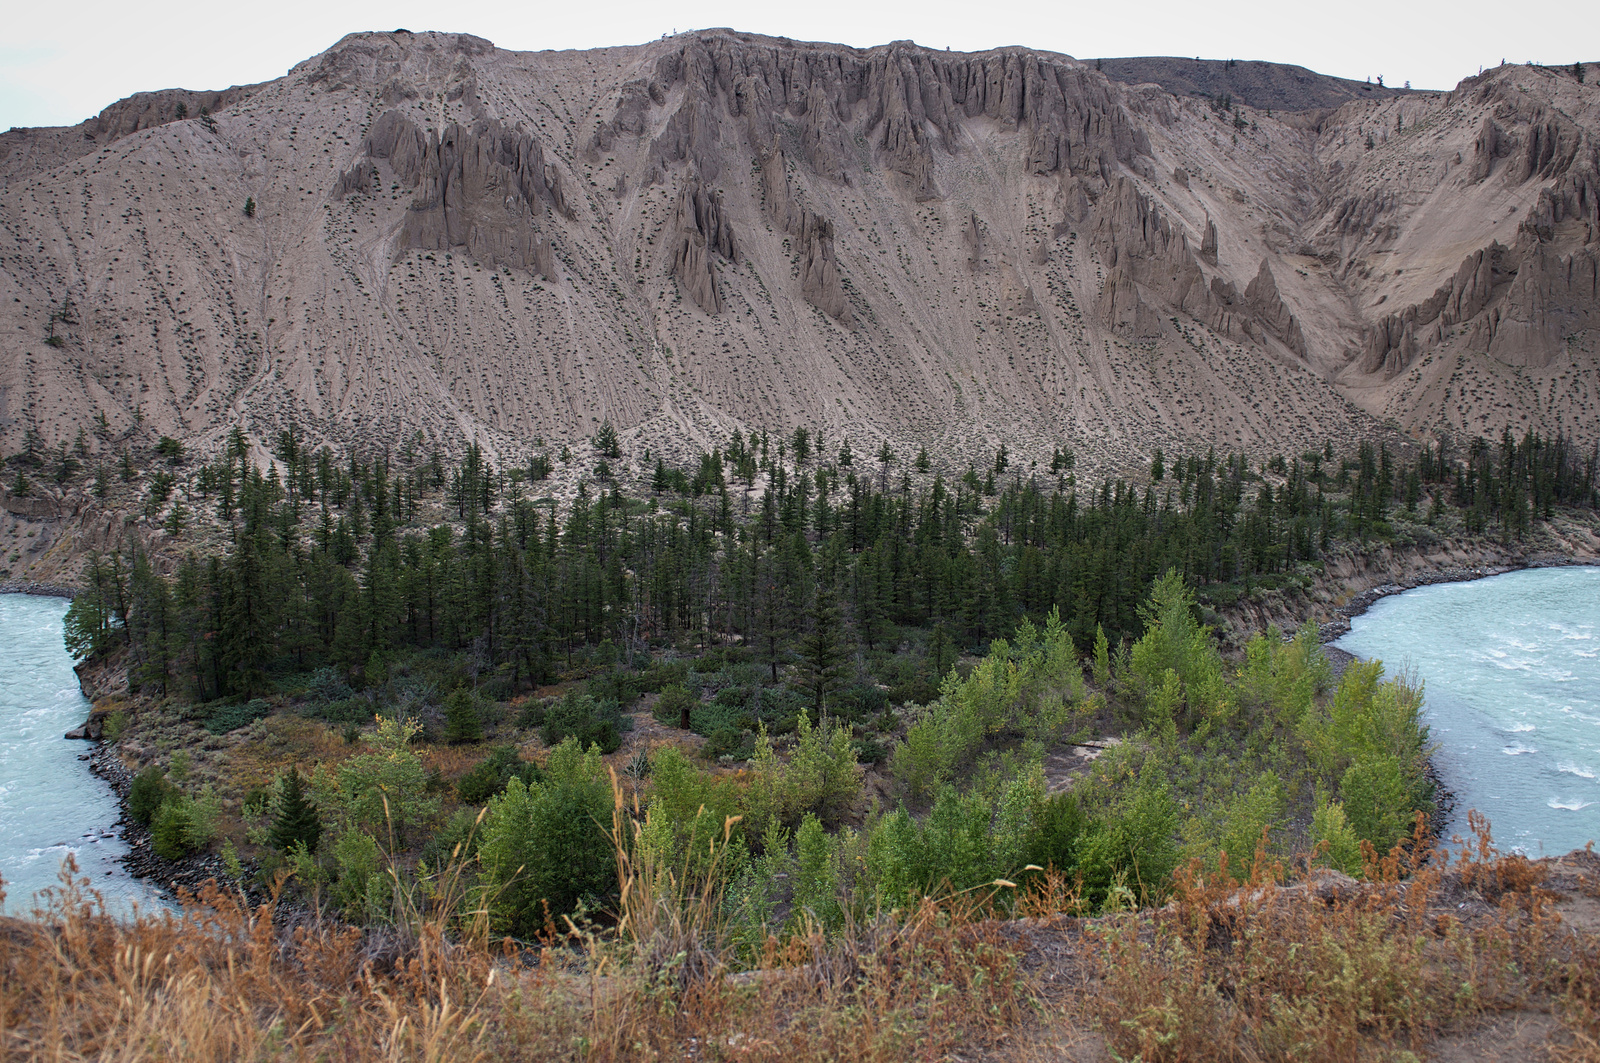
[0,593,162,915]
[1335,566,1600,857]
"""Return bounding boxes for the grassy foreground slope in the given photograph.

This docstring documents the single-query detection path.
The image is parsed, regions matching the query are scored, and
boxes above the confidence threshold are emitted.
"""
[3,815,1599,1061]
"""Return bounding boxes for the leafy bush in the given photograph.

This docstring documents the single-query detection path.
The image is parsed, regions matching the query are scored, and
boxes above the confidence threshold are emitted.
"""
[865,773,1055,910]
[636,745,744,879]
[478,738,614,935]
[128,766,174,826]
[1311,790,1363,874]
[151,802,193,860]
[419,806,488,870]
[330,716,439,844]
[1128,569,1224,727]
[746,711,860,834]
[456,744,540,805]
[540,691,624,754]
[329,829,390,921]
[516,698,547,730]
[149,789,219,861]
[790,814,843,932]
[891,610,1086,798]
[1077,757,1181,908]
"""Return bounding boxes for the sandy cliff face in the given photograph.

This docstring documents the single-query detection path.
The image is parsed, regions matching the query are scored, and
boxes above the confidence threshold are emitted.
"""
[0,30,1595,470]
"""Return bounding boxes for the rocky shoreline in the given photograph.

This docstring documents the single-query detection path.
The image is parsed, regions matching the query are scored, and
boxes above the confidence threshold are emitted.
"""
[86,742,243,904]
[1313,554,1596,642]
[0,580,76,599]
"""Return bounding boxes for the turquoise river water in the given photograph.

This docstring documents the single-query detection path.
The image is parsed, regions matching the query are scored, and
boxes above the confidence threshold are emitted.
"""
[0,593,161,915]
[1335,566,1600,856]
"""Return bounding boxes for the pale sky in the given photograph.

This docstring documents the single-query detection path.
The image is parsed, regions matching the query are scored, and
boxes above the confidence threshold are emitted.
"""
[2,0,1593,130]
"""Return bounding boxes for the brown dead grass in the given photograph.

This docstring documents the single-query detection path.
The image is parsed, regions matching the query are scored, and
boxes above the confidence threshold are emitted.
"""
[3,814,1598,1062]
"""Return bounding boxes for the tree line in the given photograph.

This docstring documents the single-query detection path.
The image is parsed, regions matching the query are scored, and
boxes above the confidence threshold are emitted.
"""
[65,426,1597,707]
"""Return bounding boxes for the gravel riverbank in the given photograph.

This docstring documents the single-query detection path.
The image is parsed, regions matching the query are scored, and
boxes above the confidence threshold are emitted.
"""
[86,743,243,903]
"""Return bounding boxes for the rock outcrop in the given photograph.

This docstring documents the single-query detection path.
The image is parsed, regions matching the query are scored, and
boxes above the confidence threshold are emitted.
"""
[669,178,737,313]
[760,148,854,325]
[336,109,569,275]
[0,29,1597,474]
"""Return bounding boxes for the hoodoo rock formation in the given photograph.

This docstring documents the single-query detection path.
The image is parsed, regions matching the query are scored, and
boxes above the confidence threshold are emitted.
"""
[1,29,1597,470]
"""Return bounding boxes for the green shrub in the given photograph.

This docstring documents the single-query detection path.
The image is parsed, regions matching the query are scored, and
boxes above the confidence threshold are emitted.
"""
[1078,759,1181,908]
[151,801,193,860]
[540,691,623,754]
[1311,790,1363,874]
[746,711,860,834]
[851,736,889,764]
[653,684,699,728]
[456,744,540,805]
[205,698,271,734]
[789,814,843,932]
[702,725,747,760]
[332,716,439,844]
[149,789,218,860]
[128,765,174,826]
[478,738,614,935]
[1128,569,1224,727]
[887,677,940,707]
[839,684,888,721]
[329,829,390,921]
[891,610,1086,798]
[516,698,548,730]
[419,806,488,870]
[586,670,639,707]
[305,666,354,704]
[636,660,689,692]
[636,746,744,879]
[867,788,994,908]
[1340,754,1418,852]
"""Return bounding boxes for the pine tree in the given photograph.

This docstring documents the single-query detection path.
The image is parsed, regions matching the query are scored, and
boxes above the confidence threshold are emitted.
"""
[444,687,483,743]
[268,768,322,853]
[797,588,847,716]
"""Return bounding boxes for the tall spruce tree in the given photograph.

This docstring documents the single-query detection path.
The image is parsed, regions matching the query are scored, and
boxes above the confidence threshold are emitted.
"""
[269,768,322,853]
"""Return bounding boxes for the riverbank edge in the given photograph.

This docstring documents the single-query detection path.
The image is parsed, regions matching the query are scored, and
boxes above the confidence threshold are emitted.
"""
[1313,554,1600,643]
[1314,554,1599,849]
[0,580,76,599]
[85,742,244,904]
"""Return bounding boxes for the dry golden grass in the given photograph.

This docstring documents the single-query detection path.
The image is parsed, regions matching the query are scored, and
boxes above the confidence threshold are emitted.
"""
[3,813,1597,1062]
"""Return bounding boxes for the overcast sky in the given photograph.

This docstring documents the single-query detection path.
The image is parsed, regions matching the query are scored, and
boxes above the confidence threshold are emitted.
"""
[3,0,1593,130]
